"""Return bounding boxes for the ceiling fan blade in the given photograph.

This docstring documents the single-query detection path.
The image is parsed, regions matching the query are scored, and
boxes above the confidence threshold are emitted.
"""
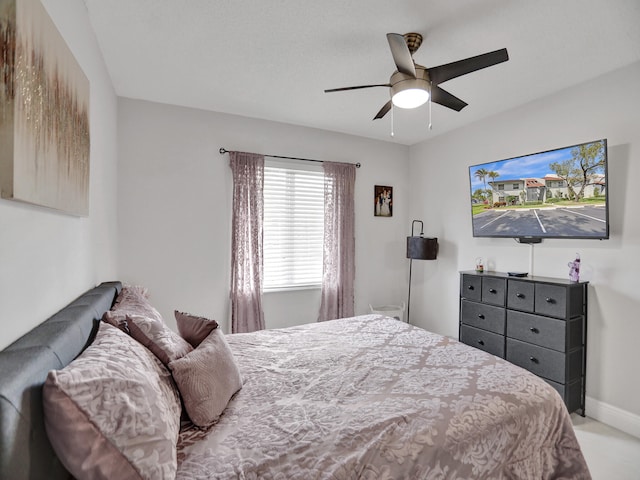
[387,33,416,77]
[324,83,390,93]
[428,48,509,85]
[431,85,468,112]
[373,100,392,120]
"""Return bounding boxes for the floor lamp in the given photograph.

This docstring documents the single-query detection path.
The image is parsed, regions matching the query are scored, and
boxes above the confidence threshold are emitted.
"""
[406,220,438,324]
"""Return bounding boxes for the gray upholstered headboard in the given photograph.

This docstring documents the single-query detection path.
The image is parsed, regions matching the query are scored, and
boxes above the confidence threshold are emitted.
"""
[0,281,122,480]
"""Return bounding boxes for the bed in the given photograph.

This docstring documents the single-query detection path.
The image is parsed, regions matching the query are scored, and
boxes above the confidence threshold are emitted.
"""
[0,282,591,479]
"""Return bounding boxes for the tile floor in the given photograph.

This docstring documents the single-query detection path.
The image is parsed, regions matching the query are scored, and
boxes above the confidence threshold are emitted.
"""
[572,415,640,479]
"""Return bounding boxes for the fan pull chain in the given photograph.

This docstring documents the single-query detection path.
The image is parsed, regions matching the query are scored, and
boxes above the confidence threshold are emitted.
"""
[390,103,395,138]
[428,83,433,130]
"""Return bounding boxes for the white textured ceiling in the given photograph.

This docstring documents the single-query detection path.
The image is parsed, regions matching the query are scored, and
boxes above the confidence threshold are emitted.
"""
[82,0,640,145]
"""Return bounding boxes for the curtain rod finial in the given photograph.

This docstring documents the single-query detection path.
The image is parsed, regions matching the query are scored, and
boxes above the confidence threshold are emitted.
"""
[219,147,228,155]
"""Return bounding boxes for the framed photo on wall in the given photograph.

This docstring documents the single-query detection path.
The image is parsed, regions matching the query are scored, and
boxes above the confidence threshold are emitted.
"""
[374,185,392,217]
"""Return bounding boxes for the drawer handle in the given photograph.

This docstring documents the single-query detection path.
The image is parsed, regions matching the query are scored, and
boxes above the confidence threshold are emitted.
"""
[545,297,555,303]
[530,356,539,364]
[477,314,485,319]
[516,293,524,298]
[530,327,539,334]
[489,288,497,293]
[468,285,474,290]
[478,340,485,346]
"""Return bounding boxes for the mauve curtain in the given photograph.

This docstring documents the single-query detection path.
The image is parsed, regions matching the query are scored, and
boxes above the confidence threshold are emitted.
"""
[318,161,356,321]
[229,151,265,333]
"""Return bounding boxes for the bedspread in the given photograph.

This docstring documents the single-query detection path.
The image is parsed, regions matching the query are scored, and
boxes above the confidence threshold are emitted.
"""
[176,315,590,479]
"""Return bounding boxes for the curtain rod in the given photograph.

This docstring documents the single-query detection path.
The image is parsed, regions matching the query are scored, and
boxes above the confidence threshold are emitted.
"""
[219,148,361,168]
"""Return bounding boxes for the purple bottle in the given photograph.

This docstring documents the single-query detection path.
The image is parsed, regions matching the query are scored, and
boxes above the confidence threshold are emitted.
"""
[568,254,580,282]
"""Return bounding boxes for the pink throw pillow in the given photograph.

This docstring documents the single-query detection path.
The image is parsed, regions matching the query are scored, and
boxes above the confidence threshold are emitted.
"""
[126,314,193,366]
[169,328,242,427]
[174,310,219,347]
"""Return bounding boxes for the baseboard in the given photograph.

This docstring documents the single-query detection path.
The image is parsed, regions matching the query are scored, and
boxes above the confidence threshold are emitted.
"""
[585,396,640,439]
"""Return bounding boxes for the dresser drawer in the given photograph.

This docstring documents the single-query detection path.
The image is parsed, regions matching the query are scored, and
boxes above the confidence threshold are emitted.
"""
[507,310,566,351]
[506,338,566,383]
[507,280,534,312]
[460,325,505,357]
[481,277,506,306]
[534,284,567,318]
[460,274,481,301]
[460,300,505,334]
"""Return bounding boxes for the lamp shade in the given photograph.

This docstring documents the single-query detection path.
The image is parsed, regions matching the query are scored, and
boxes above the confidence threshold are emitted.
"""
[406,236,438,260]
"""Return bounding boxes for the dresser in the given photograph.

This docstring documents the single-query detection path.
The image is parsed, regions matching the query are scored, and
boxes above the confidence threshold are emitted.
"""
[459,270,588,415]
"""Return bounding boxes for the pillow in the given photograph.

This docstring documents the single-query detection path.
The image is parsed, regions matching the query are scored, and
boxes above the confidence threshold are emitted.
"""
[126,314,193,366]
[102,284,163,329]
[115,284,149,301]
[174,310,219,347]
[169,328,243,427]
[43,322,182,480]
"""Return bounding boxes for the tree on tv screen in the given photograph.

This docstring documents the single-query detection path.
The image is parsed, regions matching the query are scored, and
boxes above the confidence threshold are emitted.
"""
[549,141,605,202]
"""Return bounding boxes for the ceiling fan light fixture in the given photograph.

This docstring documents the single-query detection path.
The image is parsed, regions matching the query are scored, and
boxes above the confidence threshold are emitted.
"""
[392,87,430,109]
[390,74,430,109]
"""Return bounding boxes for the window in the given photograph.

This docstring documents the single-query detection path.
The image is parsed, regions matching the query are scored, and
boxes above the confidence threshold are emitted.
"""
[263,160,324,292]
[512,183,520,190]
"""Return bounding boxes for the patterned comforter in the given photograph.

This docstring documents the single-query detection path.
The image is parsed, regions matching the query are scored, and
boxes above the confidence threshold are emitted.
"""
[176,315,591,479]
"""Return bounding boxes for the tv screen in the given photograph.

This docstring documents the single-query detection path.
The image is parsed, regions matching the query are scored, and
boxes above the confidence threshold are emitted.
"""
[468,139,609,240]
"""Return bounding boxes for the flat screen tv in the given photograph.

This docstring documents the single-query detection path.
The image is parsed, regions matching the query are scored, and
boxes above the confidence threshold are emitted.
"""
[468,139,609,241]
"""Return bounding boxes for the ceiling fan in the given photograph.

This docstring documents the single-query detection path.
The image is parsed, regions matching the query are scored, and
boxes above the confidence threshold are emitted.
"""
[324,33,509,120]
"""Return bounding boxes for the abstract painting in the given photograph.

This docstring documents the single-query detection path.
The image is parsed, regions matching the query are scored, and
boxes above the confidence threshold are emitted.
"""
[0,0,90,216]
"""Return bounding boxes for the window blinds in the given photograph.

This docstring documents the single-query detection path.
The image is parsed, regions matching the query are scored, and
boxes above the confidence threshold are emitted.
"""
[263,162,324,291]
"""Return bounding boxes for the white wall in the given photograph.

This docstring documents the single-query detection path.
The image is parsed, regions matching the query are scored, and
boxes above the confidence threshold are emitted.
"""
[408,61,640,435]
[117,98,410,333]
[0,0,118,350]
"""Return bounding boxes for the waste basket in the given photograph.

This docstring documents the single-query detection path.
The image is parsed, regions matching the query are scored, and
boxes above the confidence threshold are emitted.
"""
[369,303,406,322]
